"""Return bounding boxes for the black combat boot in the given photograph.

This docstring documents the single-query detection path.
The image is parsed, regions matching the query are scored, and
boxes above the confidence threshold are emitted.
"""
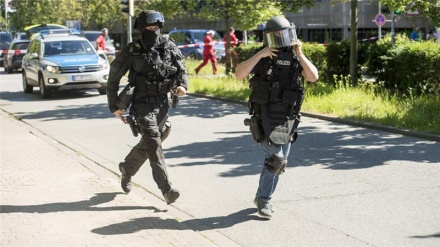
[119,162,132,193]
[163,188,180,204]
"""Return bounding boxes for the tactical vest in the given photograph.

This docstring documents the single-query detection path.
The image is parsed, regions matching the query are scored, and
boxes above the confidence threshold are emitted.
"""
[249,49,304,145]
[130,38,177,98]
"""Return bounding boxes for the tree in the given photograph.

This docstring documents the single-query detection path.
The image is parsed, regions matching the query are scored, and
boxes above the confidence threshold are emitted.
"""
[350,0,358,86]
[7,0,125,32]
[380,0,440,26]
[144,0,283,74]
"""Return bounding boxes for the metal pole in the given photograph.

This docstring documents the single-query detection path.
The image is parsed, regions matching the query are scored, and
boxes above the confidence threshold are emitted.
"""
[4,0,8,30]
[378,1,382,39]
[128,16,132,44]
[391,12,395,44]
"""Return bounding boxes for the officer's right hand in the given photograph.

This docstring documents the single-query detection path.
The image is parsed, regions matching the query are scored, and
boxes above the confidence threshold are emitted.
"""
[258,46,278,59]
[113,109,127,124]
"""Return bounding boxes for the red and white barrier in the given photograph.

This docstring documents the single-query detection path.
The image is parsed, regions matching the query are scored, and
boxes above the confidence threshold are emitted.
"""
[0,49,27,55]
[176,40,241,49]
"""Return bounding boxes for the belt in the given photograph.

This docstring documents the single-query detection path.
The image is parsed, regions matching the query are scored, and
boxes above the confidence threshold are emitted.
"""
[135,95,167,104]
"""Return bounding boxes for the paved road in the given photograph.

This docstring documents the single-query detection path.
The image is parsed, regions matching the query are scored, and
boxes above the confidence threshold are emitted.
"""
[1,70,440,247]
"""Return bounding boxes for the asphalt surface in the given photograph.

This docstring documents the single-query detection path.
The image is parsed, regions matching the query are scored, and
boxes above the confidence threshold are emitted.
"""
[1,70,440,246]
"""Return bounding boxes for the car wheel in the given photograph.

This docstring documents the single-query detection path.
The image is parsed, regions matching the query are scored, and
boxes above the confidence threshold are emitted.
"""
[39,75,51,99]
[5,65,12,74]
[22,72,33,93]
[98,86,106,95]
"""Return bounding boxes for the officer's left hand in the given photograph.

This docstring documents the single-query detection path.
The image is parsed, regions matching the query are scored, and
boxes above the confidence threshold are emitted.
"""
[113,109,127,124]
[292,40,303,55]
[175,86,187,96]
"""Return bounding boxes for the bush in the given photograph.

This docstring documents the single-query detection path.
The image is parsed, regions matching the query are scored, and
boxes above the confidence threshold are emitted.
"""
[324,40,368,85]
[366,34,440,95]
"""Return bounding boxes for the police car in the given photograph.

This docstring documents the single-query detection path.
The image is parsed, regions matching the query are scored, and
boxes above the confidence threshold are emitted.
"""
[22,29,109,98]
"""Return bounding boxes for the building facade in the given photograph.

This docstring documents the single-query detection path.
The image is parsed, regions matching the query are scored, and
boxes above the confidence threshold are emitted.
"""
[163,0,434,43]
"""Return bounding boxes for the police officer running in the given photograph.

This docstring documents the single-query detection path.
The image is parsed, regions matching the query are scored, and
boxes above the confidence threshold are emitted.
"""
[106,10,188,205]
[235,16,319,218]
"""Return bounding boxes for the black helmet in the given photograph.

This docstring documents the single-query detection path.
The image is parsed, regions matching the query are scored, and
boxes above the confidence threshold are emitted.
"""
[264,16,297,48]
[133,10,164,31]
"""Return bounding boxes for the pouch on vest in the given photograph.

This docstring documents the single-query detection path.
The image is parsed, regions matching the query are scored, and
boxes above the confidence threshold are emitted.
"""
[249,77,270,104]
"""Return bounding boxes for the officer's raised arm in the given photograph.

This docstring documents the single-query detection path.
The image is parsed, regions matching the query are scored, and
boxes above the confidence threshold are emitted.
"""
[292,41,319,82]
[235,46,277,80]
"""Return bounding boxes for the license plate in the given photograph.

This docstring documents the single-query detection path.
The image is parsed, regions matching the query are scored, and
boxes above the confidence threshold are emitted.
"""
[72,75,93,81]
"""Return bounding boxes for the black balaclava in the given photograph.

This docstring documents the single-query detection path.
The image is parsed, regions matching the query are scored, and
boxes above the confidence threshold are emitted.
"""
[134,10,164,50]
[141,29,160,50]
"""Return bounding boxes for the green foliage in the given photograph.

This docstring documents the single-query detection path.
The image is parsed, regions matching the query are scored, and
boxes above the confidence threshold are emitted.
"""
[7,0,125,31]
[365,33,440,95]
[302,81,440,134]
[380,41,440,95]
[379,0,440,26]
[323,40,368,85]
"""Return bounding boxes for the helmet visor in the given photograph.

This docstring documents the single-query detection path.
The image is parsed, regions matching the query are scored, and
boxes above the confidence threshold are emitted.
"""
[265,27,297,48]
[146,12,165,24]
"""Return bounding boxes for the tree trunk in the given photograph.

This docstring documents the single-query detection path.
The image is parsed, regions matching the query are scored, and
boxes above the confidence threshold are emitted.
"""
[350,0,358,86]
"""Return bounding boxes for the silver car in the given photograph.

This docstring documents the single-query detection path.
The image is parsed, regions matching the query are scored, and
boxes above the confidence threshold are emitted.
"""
[22,30,109,98]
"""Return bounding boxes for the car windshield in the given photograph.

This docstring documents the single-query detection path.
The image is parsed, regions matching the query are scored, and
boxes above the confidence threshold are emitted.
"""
[43,40,95,56]
[13,42,29,50]
[0,33,13,43]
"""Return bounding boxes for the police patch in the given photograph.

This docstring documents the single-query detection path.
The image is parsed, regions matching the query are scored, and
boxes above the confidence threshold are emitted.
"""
[276,60,290,66]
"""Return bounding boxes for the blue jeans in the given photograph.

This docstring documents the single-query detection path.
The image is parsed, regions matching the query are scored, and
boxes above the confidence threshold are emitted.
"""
[255,139,291,202]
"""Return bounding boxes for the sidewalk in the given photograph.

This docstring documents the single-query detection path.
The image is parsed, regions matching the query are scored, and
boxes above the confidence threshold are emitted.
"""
[0,111,239,247]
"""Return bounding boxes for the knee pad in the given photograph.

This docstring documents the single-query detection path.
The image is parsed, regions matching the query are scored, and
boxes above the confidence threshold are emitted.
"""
[264,154,286,175]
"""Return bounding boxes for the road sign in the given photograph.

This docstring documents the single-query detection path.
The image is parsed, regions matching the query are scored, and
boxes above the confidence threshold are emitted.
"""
[375,13,386,26]
[405,2,420,16]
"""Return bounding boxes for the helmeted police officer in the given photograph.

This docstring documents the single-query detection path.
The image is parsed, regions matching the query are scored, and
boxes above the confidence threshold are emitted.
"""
[235,16,319,218]
[106,10,188,205]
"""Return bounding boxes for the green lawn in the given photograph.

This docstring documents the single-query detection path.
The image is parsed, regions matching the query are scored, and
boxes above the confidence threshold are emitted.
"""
[184,59,440,135]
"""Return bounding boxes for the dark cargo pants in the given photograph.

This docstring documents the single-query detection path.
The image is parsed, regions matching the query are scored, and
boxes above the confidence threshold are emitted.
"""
[121,101,172,193]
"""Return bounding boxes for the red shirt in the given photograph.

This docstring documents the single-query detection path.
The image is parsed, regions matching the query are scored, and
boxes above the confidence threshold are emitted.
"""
[223,32,238,48]
[203,35,214,55]
[96,34,106,50]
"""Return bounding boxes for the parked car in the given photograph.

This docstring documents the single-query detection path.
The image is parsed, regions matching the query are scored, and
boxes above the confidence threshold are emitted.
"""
[24,23,67,40]
[0,31,13,67]
[4,40,30,73]
[21,29,109,98]
[81,30,116,56]
[13,32,30,41]
[168,29,225,61]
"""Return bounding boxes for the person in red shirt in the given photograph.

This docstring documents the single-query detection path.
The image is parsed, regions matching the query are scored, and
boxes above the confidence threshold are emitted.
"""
[195,30,218,75]
[96,28,108,51]
[223,27,239,69]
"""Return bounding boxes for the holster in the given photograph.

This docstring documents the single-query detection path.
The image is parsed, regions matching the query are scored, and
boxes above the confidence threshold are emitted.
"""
[116,84,135,110]
[171,94,178,108]
[126,115,139,137]
[244,115,265,143]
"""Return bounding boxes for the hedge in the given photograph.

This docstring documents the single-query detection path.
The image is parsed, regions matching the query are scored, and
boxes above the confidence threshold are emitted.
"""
[235,36,440,96]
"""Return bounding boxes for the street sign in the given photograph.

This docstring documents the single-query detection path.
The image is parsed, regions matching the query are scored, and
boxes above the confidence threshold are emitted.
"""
[374,13,386,26]
[405,2,420,16]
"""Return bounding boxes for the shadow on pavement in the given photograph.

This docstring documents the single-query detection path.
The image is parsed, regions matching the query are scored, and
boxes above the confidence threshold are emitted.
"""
[91,208,265,235]
[0,192,162,214]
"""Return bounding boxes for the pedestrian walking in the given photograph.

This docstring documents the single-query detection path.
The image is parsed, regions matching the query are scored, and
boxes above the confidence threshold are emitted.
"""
[106,10,188,205]
[235,16,319,219]
[410,26,422,41]
[223,27,239,71]
[195,30,217,75]
[95,28,108,51]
